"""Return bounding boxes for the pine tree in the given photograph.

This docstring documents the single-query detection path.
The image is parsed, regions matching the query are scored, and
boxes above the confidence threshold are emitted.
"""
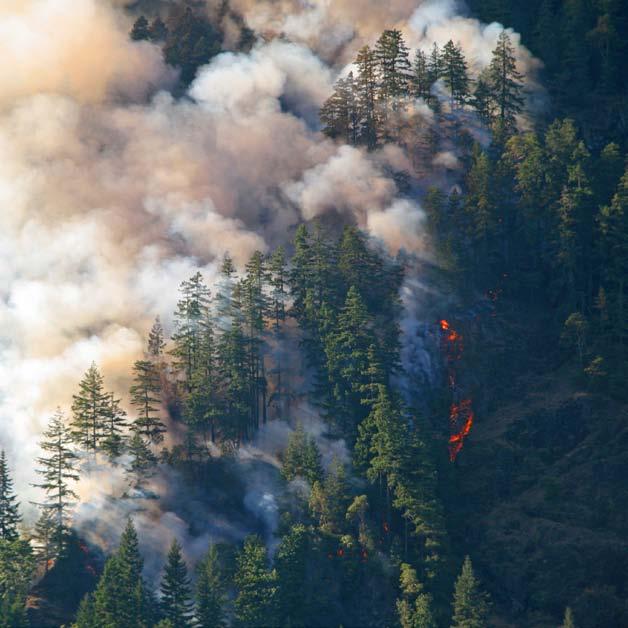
[171,272,211,390]
[101,393,127,460]
[268,246,289,418]
[130,15,150,41]
[234,536,278,628]
[130,360,165,445]
[0,536,35,628]
[127,433,157,486]
[33,410,79,556]
[451,556,491,628]
[488,31,524,136]
[90,519,153,627]
[320,73,359,144]
[354,45,379,148]
[396,563,436,628]
[0,451,20,541]
[412,49,431,101]
[281,423,323,485]
[70,363,110,452]
[275,524,310,627]
[427,43,443,102]
[195,545,226,628]
[442,40,469,108]
[471,70,494,125]
[561,606,576,628]
[160,540,194,628]
[31,509,56,573]
[148,316,166,359]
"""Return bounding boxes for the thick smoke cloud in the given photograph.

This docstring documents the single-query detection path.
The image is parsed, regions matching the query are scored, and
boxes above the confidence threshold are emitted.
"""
[0,0,539,559]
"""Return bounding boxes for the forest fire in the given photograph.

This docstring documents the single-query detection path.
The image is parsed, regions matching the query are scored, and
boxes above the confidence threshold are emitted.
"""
[439,319,475,462]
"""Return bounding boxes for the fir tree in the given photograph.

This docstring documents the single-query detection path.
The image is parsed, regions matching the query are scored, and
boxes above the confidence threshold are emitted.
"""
[396,563,436,628]
[101,393,127,460]
[412,49,431,100]
[0,451,20,541]
[90,519,153,627]
[70,363,110,452]
[488,31,524,136]
[354,45,379,148]
[451,556,491,628]
[471,70,494,125]
[130,16,151,41]
[275,524,310,627]
[0,537,35,628]
[127,433,157,486]
[33,410,79,556]
[442,40,469,108]
[281,423,323,485]
[31,509,56,573]
[561,606,576,628]
[148,316,166,359]
[130,359,165,445]
[160,539,194,628]
[234,535,279,627]
[195,545,226,628]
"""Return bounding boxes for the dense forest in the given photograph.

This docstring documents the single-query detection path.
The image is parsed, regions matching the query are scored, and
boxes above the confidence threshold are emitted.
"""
[1,1,627,627]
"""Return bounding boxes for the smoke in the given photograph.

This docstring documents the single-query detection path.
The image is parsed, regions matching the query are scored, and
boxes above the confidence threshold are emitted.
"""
[0,0,541,564]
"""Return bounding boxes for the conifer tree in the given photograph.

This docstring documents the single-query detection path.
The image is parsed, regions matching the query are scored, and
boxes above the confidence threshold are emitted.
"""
[101,393,128,460]
[0,451,20,541]
[171,272,211,390]
[195,545,226,628]
[90,519,153,627]
[70,363,110,452]
[561,606,576,628]
[31,509,56,573]
[354,45,379,148]
[412,49,431,100]
[396,563,436,628]
[275,524,310,627]
[160,539,194,628]
[375,29,412,101]
[281,423,323,485]
[442,40,469,108]
[488,31,524,136]
[320,73,359,144]
[130,15,150,41]
[427,43,443,96]
[0,535,35,628]
[471,70,494,125]
[33,410,79,556]
[130,359,165,445]
[127,433,157,486]
[234,535,278,628]
[268,246,288,418]
[148,316,166,359]
[451,556,491,628]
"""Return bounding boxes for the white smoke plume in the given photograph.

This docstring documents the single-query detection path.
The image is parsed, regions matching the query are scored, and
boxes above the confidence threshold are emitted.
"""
[0,0,540,560]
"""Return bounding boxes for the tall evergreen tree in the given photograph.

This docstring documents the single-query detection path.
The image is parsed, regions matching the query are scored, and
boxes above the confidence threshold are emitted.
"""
[488,31,524,136]
[148,316,166,359]
[411,49,431,101]
[101,393,128,460]
[451,556,491,628]
[130,359,165,445]
[70,363,110,452]
[0,451,20,541]
[33,410,79,557]
[171,272,211,390]
[160,539,194,628]
[195,545,226,628]
[442,40,470,107]
[89,519,153,627]
[234,535,279,628]
[275,524,310,627]
[396,563,437,628]
[31,509,56,573]
[0,536,35,628]
[354,45,379,148]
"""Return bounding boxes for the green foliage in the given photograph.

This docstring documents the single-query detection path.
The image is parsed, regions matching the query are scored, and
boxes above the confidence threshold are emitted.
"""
[0,538,34,628]
[33,409,79,557]
[195,545,226,628]
[234,535,278,627]
[451,556,491,628]
[0,451,20,541]
[562,606,576,628]
[70,363,110,452]
[160,539,194,628]
[281,423,323,485]
[396,563,437,628]
[130,359,165,445]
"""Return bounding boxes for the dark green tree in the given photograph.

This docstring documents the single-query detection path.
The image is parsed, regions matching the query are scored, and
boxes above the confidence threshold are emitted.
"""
[33,410,79,557]
[148,316,166,359]
[234,535,278,627]
[0,537,35,628]
[488,31,524,136]
[281,423,323,486]
[130,360,165,445]
[160,539,194,628]
[396,563,436,628]
[451,556,491,628]
[130,16,150,41]
[442,40,469,107]
[102,393,128,460]
[195,545,226,628]
[70,363,110,452]
[275,524,310,627]
[0,451,20,541]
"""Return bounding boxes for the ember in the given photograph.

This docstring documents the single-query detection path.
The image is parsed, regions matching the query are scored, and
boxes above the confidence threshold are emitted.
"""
[439,318,475,461]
